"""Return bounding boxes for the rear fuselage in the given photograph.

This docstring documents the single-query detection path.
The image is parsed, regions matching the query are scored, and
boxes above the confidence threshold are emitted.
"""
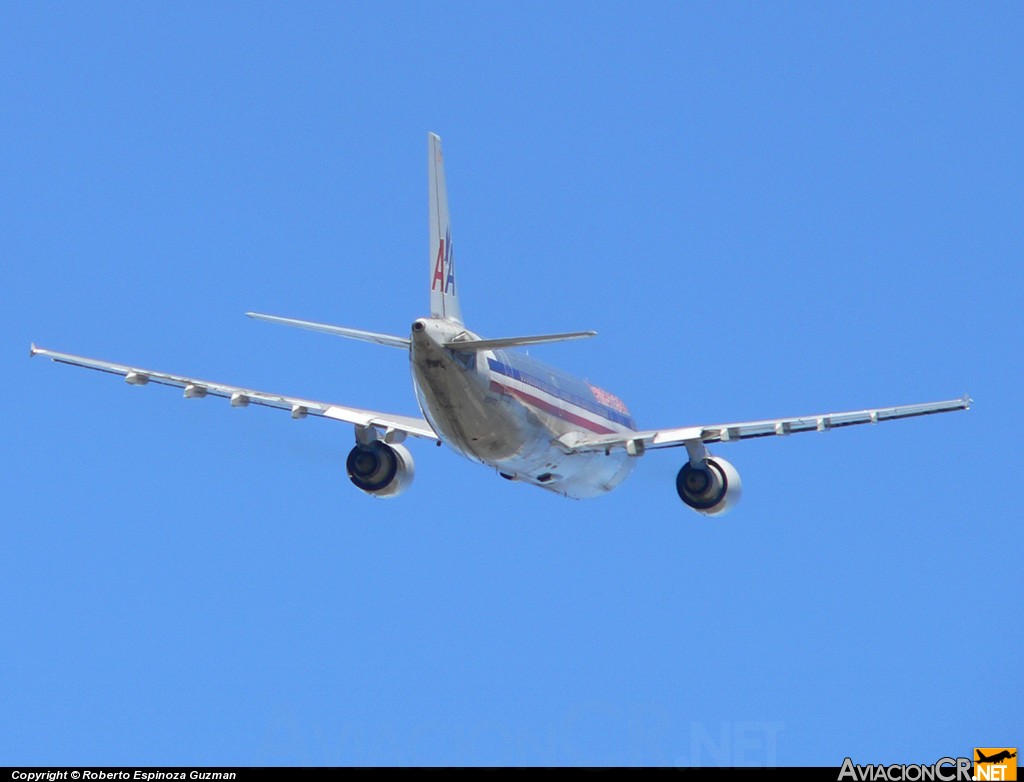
[410,317,636,498]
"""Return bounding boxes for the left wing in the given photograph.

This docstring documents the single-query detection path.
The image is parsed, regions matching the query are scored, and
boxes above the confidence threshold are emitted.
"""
[559,395,972,454]
[30,344,437,440]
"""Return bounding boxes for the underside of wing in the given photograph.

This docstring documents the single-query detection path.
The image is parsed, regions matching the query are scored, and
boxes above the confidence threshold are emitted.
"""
[30,344,436,440]
[560,395,972,454]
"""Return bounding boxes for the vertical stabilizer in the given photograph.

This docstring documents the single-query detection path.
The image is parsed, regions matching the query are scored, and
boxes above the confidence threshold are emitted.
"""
[428,133,463,324]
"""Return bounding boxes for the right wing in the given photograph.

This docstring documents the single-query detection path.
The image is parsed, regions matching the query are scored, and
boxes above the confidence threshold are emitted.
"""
[30,344,436,441]
[560,395,972,454]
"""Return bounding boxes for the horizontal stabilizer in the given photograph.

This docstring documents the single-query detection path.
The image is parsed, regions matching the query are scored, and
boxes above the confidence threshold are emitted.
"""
[443,331,597,351]
[246,312,410,349]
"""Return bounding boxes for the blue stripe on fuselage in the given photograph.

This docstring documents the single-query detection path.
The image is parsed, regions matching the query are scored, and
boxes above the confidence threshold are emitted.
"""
[487,356,636,429]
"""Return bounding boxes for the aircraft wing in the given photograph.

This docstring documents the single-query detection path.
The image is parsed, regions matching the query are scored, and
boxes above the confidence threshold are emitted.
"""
[560,395,972,454]
[30,345,437,440]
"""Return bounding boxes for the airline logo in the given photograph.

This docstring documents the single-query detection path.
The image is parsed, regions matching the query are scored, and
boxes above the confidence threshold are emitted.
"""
[432,227,456,294]
[975,749,1017,781]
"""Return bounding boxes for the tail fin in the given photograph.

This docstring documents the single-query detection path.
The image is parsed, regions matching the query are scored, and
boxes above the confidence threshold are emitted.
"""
[428,132,462,324]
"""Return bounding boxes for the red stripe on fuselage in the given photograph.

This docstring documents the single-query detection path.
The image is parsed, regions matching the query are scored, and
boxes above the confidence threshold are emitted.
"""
[489,380,616,435]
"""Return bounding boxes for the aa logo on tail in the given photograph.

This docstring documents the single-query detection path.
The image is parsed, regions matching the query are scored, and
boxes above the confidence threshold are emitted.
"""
[974,748,1017,781]
[431,227,456,294]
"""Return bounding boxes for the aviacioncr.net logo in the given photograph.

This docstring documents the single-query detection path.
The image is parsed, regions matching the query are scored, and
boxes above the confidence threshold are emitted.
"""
[838,757,973,781]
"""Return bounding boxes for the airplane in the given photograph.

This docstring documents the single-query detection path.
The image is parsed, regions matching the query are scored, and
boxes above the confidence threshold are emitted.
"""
[30,132,971,515]
[976,750,1016,764]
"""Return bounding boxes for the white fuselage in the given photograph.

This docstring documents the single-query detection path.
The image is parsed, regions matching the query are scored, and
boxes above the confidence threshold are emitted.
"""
[409,317,636,498]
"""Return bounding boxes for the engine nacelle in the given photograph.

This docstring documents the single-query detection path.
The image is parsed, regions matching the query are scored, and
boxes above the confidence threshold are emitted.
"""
[346,441,415,498]
[675,456,742,517]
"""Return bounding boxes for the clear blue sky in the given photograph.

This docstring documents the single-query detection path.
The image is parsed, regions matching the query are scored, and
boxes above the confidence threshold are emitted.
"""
[2,1,1020,766]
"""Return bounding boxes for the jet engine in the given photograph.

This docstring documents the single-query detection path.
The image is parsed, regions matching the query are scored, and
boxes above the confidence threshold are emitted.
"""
[675,456,742,516]
[346,441,415,498]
